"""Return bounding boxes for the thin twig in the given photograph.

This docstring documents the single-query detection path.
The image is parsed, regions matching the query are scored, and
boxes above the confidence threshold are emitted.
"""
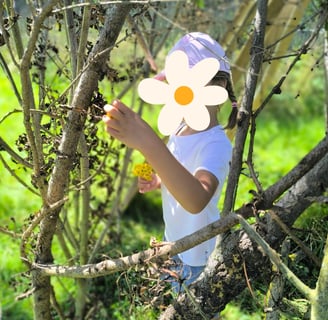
[0,137,34,169]
[0,226,22,239]
[0,153,37,193]
[237,214,314,301]
[53,0,182,13]
[269,209,322,268]
[20,197,68,266]
[181,283,209,320]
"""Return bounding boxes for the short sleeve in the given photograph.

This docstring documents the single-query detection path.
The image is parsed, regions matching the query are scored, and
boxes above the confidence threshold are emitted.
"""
[195,138,232,185]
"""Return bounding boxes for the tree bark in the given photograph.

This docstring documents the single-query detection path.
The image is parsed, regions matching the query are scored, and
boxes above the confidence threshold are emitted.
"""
[223,0,267,215]
[2,1,326,318]
[31,4,132,320]
[312,235,328,319]
[324,33,328,132]
[159,143,328,320]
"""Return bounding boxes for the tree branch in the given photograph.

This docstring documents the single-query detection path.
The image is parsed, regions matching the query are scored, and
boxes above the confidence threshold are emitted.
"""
[34,213,239,278]
[237,214,314,300]
[0,136,33,168]
[260,135,328,207]
[223,0,267,215]
[0,153,38,195]
[159,150,328,320]
[31,4,133,319]
[20,0,60,200]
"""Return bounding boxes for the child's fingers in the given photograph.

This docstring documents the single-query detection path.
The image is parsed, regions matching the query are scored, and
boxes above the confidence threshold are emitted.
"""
[104,104,113,113]
[138,179,147,193]
[102,114,121,135]
[104,103,123,120]
[112,99,130,114]
[138,174,159,193]
[139,183,153,193]
[104,100,130,120]
[138,177,150,185]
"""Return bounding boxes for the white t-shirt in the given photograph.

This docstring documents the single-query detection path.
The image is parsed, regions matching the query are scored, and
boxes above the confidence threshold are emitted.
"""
[161,125,232,266]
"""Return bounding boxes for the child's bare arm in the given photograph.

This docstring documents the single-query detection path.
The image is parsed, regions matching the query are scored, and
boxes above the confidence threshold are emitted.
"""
[103,100,218,214]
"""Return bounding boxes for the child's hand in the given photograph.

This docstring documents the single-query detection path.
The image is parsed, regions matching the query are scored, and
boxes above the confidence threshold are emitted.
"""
[133,163,160,193]
[103,100,158,153]
[138,174,161,194]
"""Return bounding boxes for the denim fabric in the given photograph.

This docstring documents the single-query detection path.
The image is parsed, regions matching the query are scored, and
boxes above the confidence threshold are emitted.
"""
[165,255,205,293]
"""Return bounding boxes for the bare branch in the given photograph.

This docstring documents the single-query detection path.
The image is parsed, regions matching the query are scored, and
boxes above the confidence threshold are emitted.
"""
[269,210,322,268]
[0,225,21,239]
[0,153,38,195]
[0,52,22,103]
[254,7,328,119]
[260,135,328,206]
[53,0,183,14]
[76,3,92,74]
[20,196,68,266]
[0,136,33,168]
[20,0,60,199]
[34,213,239,278]
[223,0,267,215]
[238,214,314,300]
[127,14,158,71]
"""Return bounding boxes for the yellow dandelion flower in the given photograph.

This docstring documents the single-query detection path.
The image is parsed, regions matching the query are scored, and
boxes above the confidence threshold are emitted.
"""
[133,163,153,181]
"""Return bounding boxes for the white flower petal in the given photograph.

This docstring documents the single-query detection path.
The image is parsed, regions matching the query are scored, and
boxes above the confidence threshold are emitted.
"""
[190,58,220,86]
[184,105,210,131]
[202,86,229,106]
[158,105,183,135]
[138,79,169,104]
[138,50,229,135]
[165,51,190,85]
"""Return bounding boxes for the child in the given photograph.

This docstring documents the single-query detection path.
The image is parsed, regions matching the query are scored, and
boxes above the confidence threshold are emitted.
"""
[103,32,238,292]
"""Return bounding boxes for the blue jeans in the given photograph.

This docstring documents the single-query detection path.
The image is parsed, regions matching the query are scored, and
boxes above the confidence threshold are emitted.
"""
[164,255,205,293]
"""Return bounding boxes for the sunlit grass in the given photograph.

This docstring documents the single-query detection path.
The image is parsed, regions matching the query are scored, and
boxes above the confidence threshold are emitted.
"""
[0,46,326,319]
[221,304,262,320]
[233,116,325,208]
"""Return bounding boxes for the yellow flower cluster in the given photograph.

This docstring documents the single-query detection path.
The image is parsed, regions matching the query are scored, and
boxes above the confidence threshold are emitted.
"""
[132,163,153,181]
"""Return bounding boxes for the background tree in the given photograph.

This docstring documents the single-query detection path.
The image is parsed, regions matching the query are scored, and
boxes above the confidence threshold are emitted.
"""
[0,0,327,319]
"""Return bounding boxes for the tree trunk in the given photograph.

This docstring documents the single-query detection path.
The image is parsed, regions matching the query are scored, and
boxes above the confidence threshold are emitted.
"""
[223,0,267,214]
[324,33,328,132]
[311,235,328,319]
[31,4,132,319]
[159,142,328,320]
[264,239,290,320]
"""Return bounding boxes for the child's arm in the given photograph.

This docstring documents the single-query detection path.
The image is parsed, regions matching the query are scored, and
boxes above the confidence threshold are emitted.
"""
[103,100,218,214]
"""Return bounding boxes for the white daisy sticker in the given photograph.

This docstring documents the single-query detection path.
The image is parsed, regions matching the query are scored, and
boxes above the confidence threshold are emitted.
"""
[138,50,229,135]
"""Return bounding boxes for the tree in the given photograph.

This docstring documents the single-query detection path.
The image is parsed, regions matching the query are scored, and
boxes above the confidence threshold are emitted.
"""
[0,0,327,319]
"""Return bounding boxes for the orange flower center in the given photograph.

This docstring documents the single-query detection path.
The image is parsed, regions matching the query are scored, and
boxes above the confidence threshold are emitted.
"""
[174,86,194,106]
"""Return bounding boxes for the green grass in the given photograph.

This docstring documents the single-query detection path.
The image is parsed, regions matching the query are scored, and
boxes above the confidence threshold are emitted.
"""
[1,104,325,319]
[0,71,39,319]
[0,52,326,319]
[233,115,325,208]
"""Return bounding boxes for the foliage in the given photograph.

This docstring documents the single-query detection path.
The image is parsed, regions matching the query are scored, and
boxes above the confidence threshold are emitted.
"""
[0,110,325,319]
[0,0,327,319]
